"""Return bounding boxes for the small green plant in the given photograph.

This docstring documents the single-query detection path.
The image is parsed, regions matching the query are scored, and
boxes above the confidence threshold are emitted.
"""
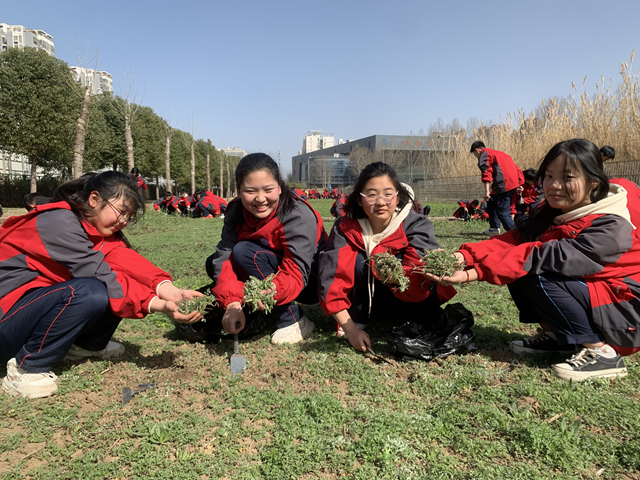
[177,291,216,315]
[148,422,171,444]
[371,252,410,292]
[418,249,463,278]
[244,274,277,314]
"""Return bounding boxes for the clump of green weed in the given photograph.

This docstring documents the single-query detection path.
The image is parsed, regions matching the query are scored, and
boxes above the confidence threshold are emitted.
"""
[244,274,277,314]
[177,292,216,315]
[371,252,410,292]
[419,250,463,278]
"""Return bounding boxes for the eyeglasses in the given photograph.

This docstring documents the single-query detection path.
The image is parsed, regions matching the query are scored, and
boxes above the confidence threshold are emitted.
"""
[359,191,398,205]
[106,200,137,227]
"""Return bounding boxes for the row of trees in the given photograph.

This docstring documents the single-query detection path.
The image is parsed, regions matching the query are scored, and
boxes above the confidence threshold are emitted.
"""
[0,48,237,196]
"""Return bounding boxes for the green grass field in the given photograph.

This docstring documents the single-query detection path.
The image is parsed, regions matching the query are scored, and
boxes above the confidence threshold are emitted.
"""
[1,201,639,479]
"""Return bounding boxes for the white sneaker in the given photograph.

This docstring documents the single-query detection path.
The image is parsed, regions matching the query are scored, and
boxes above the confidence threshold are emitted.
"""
[271,317,315,344]
[336,322,369,338]
[482,228,501,235]
[2,358,58,399]
[64,341,125,361]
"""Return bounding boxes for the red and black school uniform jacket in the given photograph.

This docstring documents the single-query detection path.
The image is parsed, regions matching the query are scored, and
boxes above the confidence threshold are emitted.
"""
[477,148,524,194]
[454,200,476,217]
[520,183,539,206]
[211,193,228,208]
[194,192,222,215]
[136,175,148,190]
[457,184,640,355]
[210,194,327,309]
[318,212,456,316]
[330,194,348,218]
[153,195,178,211]
[177,195,192,209]
[0,202,171,321]
[294,188,308,201]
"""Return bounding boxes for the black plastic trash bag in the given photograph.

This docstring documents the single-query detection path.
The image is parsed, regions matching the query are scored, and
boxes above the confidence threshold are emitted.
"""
[386,303,478,362]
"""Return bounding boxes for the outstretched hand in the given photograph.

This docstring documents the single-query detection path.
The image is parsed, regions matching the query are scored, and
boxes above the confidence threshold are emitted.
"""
[159,301,203,324]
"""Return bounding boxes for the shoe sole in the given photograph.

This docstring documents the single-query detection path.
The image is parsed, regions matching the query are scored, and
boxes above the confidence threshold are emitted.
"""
[551,366,628,381]
[2,376,57,399]
[509,344,575,355]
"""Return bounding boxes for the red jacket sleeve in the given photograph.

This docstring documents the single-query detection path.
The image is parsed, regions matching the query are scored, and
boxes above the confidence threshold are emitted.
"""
[318,219,360,315]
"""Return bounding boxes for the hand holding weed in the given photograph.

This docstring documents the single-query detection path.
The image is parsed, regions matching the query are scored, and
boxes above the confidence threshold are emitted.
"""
[244,274,277,314]
[176,292,215,315]
[419,250,464,278]
[157,282,204,303]
[222,302,245,333]
[371,252,410,292]
[424,267,479,287]
[156,300,203,324]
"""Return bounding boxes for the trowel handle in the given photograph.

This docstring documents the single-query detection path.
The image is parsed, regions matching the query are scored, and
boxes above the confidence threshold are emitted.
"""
[234,334,239,354]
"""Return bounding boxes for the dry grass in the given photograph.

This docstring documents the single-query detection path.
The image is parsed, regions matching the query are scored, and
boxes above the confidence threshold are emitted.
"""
[439,52,640,176]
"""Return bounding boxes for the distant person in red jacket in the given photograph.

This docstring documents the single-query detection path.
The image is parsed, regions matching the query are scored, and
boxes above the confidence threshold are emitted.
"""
[330,193,348,218]
[515,168,540,219]
[294,188,308,201]
[0,172,203,398]
[176,190,193,216]
[204,153,327,344]
[453,199,480,221]
[427,139,640,381]
[318,162,455,352]
[192,190,224,218]
[471,141,524,235]
[129,167,148,196]
[153,191,179,214]
[600,145,615,163]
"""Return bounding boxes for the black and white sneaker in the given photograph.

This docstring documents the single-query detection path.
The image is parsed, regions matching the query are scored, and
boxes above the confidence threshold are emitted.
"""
[552,348,627,381]
[509,329,576,354]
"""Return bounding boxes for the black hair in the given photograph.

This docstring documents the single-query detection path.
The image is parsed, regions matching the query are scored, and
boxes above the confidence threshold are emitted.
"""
[193,189,204,201]
[470,199,480,207]
[343,162,412,220]
[130,167,140,175]
[164,190,172,197]
[523,168,537,181]
[600,145,615,161]
[470,140,486,153]
[53,171,144,241]
[225,153,295,229]
[179,189,188,195]
[517,139,609,243]
[24,192,41,211]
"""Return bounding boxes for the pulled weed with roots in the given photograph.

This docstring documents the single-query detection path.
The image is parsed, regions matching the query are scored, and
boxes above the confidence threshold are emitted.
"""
[177,292,216,316]
[244,274,277,314]
[419,249,464,278]
[371,252,410,292]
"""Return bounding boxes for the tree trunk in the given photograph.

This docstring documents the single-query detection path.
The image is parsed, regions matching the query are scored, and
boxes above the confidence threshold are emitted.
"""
[220,157,224,197]
[164,134,171,193]
[124,113,134,172]
[226,162,231,198]
[155,175,160,200]
[206,153,211,192]
[73,85,92,178]
[190,142,195,194]
[30,155,38,193]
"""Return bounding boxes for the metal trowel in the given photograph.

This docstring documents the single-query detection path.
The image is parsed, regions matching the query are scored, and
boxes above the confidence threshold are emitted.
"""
[122,383,157,406]
[230,321,246,374]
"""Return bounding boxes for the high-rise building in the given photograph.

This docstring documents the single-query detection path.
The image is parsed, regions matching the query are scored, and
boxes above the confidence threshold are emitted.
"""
[69,67,113,94]
[301,130,335,154]
[0,23,55,56]
[222,147,247,158]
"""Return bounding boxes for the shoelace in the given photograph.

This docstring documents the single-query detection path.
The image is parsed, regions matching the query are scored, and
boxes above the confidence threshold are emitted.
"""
[565,349,598,368]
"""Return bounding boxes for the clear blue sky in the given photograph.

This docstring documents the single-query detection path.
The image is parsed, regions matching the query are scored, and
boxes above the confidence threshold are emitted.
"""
[4,0,640,173]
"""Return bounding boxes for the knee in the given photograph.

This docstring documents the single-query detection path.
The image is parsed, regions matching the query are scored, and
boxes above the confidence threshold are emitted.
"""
[70,278,109,313]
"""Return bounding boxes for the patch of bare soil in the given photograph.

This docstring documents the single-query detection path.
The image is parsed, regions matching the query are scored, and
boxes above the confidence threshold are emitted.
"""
[0,442,47,474]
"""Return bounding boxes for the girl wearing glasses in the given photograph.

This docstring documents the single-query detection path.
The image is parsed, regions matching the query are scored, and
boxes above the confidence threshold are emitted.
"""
[318,162,455,352]
[0,172,203,399]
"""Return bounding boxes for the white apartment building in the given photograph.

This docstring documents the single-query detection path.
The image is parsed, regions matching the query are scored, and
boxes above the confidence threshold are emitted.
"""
[0,23,55,56]
[301,130,335,154]
[69,67,114,94]
[222,147,247,158]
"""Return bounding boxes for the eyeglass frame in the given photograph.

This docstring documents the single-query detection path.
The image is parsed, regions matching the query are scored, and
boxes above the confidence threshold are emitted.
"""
[106,200,137,227]
[359,191,398,205]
